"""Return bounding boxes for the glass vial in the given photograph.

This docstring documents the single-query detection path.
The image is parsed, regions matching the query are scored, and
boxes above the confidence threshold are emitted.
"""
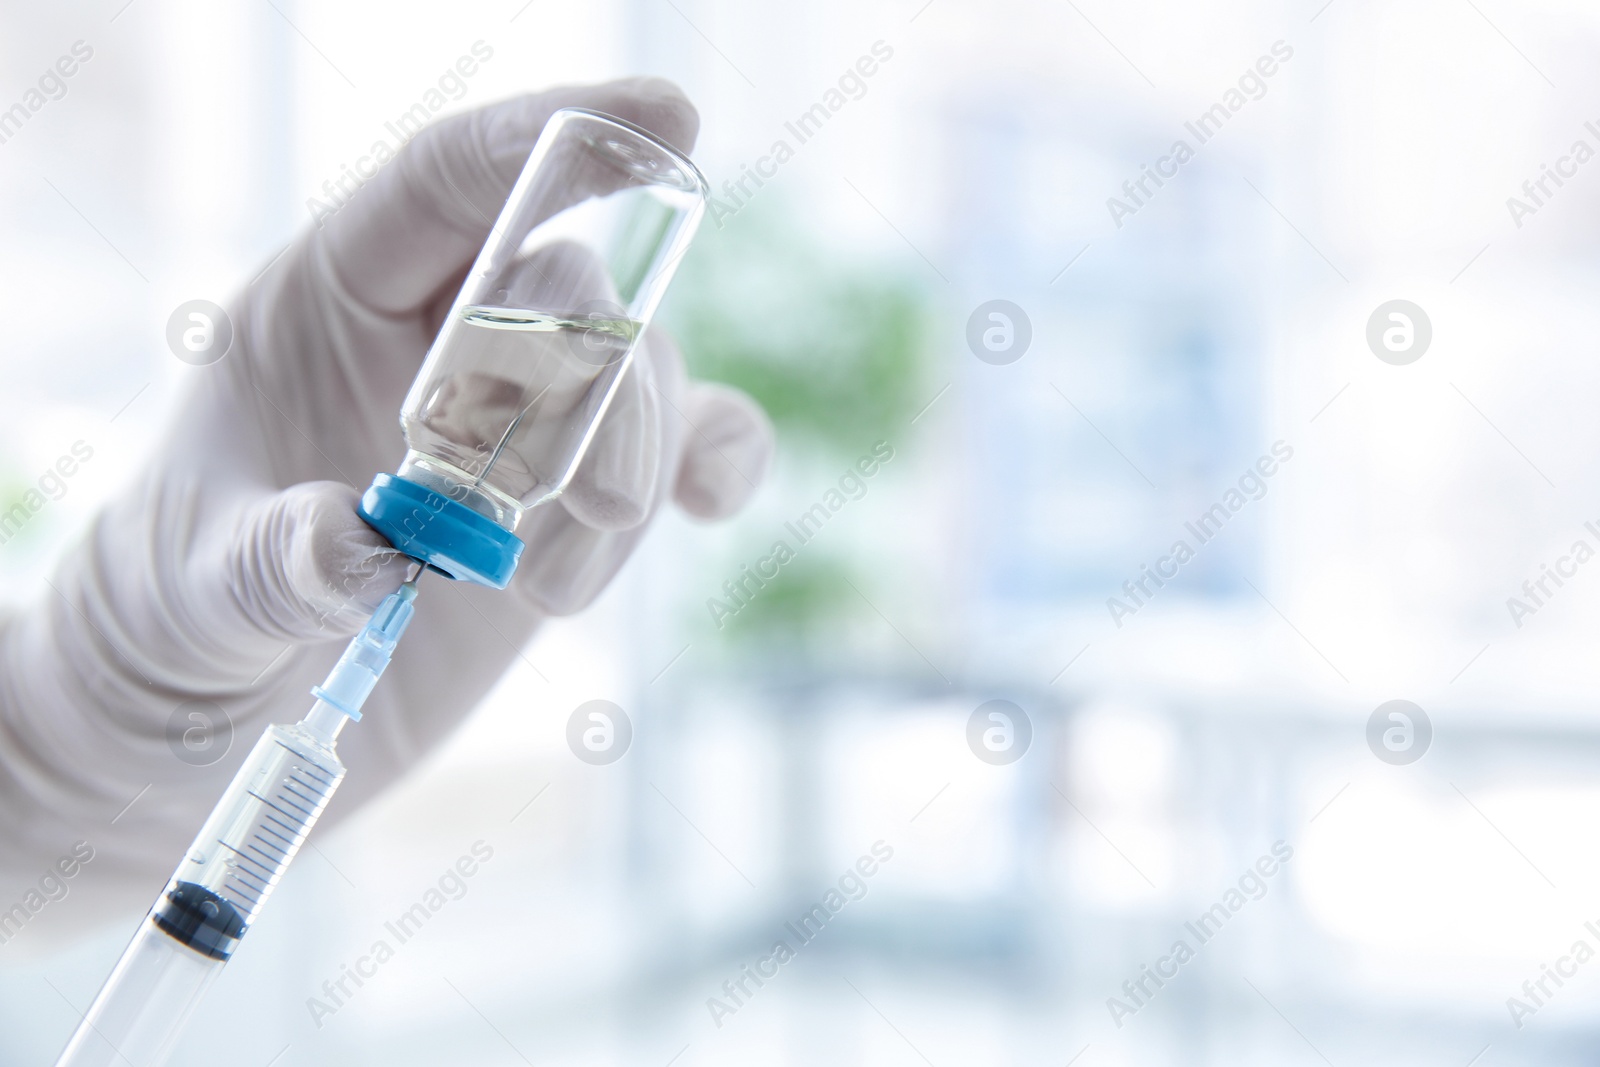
[362,107,707,588]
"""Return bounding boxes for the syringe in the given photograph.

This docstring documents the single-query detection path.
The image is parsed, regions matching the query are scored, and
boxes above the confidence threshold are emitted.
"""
[53,581,420,1067]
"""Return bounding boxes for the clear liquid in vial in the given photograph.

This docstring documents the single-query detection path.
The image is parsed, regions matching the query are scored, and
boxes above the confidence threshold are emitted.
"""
[401,304,644,518]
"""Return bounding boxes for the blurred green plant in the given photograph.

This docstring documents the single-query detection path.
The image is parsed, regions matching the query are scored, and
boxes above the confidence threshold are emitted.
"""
[662,196,935,647]
[666,197,930,454]
[722,555,856,643]
[0,465,39,554]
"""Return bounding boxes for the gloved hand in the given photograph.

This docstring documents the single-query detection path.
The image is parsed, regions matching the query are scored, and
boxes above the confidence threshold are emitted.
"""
[0,79,772,933]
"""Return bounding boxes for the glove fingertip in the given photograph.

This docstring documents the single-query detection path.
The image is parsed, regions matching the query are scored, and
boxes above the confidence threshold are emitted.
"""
[674,385,774,520]
[286,483,412,625]
[561,356,661,532]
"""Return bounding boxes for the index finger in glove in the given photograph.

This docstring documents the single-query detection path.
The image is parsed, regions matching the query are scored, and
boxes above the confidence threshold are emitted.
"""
[555,323,685,531]
[560,326,775,530]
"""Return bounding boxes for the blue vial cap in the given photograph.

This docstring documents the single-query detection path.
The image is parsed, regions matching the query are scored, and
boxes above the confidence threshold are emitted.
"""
[359,474,523,589]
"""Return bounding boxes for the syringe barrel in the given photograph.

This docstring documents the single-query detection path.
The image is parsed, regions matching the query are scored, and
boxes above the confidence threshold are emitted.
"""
[52,724,343,1067]
[49,920,223,1067]
[155,722,344,958]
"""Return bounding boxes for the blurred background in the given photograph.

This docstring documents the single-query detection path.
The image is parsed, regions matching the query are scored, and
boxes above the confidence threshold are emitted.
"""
[6,0,1600,1063]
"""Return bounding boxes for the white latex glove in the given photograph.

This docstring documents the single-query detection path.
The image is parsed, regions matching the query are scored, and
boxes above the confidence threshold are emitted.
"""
[0,79,772,939]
